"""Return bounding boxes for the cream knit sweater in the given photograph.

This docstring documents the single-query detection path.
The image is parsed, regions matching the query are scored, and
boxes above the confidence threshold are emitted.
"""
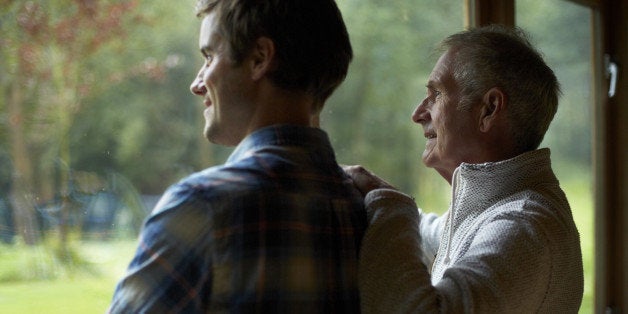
[359,149,583,313]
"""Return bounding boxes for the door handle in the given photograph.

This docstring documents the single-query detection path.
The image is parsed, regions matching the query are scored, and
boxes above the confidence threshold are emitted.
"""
[605,54,618,98]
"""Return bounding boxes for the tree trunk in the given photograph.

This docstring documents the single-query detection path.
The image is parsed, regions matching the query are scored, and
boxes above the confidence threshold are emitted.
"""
[7,80,39,245]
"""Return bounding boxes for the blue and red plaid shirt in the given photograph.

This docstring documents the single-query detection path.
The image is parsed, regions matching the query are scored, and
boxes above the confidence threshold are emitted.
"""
[108,125,367,313]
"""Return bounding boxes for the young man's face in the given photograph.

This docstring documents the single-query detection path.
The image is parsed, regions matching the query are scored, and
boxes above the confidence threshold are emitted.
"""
[411,50,484,183]
[190,11,255,146]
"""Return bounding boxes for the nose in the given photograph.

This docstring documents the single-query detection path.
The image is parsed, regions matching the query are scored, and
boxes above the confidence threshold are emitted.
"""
[411,98,429,124]
[190,68,206,96]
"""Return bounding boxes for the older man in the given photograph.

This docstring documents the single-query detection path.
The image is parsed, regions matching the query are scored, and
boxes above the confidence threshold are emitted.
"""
[109,0,366,312]
[346,25,583,313]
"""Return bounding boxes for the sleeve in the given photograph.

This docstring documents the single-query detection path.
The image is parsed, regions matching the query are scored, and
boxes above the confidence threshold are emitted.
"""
[358,190,551,314]
[358,189,440,313]
[108,185,214,313]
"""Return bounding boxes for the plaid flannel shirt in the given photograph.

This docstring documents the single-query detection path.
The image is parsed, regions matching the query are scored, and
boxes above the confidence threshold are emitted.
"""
[108,125,367,313]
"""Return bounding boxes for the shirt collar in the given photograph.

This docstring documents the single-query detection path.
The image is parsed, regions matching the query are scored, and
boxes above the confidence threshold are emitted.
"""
[226,124,332,165]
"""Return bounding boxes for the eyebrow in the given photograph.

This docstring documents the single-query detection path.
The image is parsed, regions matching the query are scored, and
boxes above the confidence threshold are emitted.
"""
[426,81,439,90]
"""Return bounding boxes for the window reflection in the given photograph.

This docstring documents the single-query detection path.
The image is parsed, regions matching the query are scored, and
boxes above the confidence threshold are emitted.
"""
[2,1,463,311]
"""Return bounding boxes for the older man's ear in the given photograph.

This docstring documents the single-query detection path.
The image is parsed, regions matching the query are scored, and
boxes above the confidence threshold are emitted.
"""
[478,87,506,133]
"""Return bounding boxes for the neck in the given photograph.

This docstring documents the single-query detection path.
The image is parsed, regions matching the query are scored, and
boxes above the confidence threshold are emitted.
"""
[247,84,318,133]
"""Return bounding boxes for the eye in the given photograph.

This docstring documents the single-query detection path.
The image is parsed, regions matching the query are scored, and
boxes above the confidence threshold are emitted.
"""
[203,54,213,66]
[200,48,213,65]
[426,85,441,99]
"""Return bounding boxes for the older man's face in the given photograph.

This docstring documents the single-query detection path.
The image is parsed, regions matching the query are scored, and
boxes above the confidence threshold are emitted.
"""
[411,50,484,183]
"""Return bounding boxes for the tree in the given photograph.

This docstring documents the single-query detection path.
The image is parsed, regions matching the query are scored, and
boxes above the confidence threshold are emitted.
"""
[0,0,151,248]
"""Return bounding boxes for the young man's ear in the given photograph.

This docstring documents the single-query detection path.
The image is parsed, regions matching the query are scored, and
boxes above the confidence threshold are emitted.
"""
[249,37,275,80]
[478,87,506,133]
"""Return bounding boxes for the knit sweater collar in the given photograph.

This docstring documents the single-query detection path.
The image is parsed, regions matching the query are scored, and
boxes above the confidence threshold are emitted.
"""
[458,148,552,178]
[450,148,557,219]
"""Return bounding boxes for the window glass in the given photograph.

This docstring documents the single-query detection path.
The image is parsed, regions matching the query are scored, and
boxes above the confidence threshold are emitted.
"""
[327,0,464,213]
[0,0,462,312]
[516,1,595,312]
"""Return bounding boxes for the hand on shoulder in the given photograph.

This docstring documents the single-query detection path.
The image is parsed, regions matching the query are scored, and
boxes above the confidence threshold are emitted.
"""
[342,165,397,196]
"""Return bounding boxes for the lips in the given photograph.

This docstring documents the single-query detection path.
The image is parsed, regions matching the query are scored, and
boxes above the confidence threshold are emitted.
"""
[424,131,436,139]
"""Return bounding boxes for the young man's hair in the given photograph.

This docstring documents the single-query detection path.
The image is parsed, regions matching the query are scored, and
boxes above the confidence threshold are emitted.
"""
[440,25,561,153]
[196,0,353,108]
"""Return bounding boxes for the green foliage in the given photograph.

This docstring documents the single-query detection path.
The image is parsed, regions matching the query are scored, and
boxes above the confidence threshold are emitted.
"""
[2,0,593,201]
[64,0,234,193]
[325,0,464,210]
[517,0,592,167]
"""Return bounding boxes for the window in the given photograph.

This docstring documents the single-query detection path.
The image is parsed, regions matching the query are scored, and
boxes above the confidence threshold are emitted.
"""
[0,1,464,312]
[2,0,625,312]
[325,0,464,212]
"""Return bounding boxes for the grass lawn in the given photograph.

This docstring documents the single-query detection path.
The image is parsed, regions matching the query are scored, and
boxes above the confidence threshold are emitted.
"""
[552,162,595,314]
[563,177,595,314]
[0,171,595,313]
[0,276,117,313]
[0,240,136,314]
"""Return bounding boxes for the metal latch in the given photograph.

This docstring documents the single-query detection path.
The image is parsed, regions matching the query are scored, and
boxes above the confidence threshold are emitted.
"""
[605,54,618,98]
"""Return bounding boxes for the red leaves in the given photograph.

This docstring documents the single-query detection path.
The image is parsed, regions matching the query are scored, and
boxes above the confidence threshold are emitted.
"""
[8,0,163,104]
[15,0,141,55]
[17,43,39,75]
[16,2,47,38]
[54,18,78,43]
[77,0,97,17]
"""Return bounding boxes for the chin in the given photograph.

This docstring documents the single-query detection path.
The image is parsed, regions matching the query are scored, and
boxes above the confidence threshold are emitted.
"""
[205,130,240,147]
[421,151,434,167]
[203,125,219,144]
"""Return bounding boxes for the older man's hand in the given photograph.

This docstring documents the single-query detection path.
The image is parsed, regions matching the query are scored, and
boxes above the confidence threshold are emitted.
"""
[342,165,397,196]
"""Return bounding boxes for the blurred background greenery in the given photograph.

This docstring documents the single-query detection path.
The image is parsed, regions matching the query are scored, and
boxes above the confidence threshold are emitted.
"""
[0,0,594,313]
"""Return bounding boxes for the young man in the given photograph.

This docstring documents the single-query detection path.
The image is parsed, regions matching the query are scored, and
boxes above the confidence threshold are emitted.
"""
[346,25,583,313]
[109,1,366,312]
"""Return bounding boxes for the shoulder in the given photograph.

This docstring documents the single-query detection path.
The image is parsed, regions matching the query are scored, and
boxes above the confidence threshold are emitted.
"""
[487,187,573,230]
[472,189,579,255]
[167,162,272,199]
[145,164,271,227]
